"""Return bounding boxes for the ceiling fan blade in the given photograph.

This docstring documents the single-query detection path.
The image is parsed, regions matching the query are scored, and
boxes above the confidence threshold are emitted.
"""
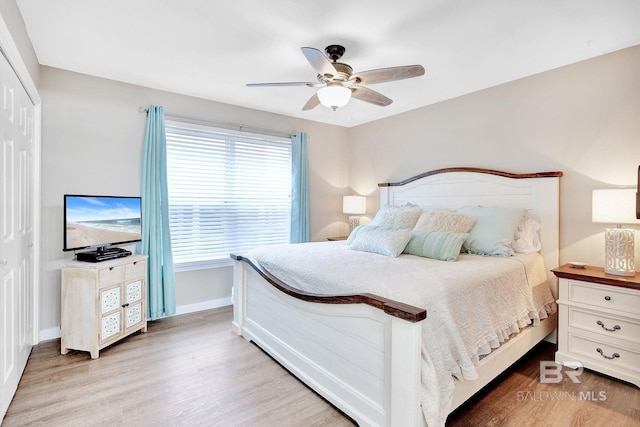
[246,82,319,87]
[302,93,321,111]
[350,86,393,107]
[352,65,425,85]
[301,47,338,78]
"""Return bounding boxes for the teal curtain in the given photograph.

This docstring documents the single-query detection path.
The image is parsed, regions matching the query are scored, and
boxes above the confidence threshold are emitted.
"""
[290,132,310,243]
[138,105,176,320]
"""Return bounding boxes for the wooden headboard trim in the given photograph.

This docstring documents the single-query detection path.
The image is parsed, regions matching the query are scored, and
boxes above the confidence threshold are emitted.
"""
[379,167,563,187]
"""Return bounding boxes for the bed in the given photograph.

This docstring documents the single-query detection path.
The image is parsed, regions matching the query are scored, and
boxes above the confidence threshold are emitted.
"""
[231,167,562,427]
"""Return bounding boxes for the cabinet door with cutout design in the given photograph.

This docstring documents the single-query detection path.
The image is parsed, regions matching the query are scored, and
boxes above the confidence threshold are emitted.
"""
[101,286,120,314]
[125,303,143,328]
[125,280,142,304]
[101,312,121,342]
[124,280,144,330]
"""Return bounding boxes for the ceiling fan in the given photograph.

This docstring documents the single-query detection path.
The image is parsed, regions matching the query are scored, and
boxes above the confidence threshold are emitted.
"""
[246,45,425,111]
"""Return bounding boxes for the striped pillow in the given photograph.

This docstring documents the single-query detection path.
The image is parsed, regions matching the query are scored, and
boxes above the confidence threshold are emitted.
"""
[403,230,469,261]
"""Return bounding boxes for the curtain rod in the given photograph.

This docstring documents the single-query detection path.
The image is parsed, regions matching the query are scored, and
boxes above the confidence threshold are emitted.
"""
[138,107,293,139]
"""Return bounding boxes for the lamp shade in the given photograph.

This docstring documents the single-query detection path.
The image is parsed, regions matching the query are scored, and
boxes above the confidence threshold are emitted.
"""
[343,195,366,215]
[318,85,351,110]
[592,188,640,224]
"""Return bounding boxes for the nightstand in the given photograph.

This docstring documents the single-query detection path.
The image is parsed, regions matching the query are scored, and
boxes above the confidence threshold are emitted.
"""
[552,264,640,388]
[327,236,348,241]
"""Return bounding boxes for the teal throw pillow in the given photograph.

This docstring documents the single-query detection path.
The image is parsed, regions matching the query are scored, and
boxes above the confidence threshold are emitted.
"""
[403,230,468,261]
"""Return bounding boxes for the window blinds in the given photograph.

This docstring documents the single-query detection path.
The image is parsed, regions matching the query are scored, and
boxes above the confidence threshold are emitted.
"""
[165,120,292,269]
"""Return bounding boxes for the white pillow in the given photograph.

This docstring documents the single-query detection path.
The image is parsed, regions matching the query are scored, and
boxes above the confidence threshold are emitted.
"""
[514,217,542,253]
[348,226,412,257]
[370,203,423,229]
[414,211,475,233]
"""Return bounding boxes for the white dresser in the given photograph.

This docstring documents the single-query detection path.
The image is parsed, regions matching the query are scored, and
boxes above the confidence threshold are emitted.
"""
[553,264,640,388]
[61,254,148,359]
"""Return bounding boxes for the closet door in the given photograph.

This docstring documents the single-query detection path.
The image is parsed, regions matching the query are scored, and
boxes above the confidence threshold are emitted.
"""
[0,49,36,418]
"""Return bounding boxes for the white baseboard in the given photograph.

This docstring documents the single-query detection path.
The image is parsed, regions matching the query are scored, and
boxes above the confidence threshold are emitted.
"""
[38,297,232,342]
[175,297,232,315]
[39,326,62,342]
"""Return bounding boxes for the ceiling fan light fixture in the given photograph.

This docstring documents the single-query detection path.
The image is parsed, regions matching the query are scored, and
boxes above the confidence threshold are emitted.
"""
[317,85,351,111]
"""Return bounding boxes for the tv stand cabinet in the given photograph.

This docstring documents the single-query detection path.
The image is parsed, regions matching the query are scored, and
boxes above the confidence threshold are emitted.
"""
[61,254,148,359]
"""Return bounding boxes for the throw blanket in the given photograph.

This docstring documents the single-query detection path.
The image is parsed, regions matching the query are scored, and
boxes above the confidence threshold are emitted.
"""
[248,241,553,427]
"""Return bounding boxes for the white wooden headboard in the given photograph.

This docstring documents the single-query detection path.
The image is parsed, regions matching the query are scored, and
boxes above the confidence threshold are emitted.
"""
[379,167,563,292]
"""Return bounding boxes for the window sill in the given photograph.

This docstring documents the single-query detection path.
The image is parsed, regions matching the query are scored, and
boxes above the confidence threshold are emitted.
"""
[174,258,234,273]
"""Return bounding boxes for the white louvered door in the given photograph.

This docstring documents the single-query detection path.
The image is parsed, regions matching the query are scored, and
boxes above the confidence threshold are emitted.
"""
[0,49,36,419]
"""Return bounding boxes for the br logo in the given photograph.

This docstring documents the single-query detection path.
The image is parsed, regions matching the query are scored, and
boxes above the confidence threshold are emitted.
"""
[539,361,583,383]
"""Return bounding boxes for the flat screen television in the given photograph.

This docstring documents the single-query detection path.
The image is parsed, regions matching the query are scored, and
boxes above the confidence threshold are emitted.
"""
[63,195,142,253]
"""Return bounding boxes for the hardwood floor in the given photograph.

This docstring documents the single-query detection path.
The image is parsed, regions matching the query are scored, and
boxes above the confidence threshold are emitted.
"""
[3,307,639,426]
[3,307,354,427]
[446,342,640,427]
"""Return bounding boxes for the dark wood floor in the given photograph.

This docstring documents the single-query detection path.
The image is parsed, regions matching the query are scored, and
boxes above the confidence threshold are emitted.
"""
[3,307,639,426]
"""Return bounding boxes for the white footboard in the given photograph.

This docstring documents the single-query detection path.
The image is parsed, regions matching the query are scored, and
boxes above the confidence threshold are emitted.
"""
[232,255,427,427]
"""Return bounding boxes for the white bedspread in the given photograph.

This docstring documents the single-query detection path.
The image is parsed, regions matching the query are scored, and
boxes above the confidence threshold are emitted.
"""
[248,241,554,427]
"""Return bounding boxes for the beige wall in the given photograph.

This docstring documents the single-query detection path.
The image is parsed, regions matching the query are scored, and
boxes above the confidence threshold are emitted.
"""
[347,45,640,267]
[38,66,349,334]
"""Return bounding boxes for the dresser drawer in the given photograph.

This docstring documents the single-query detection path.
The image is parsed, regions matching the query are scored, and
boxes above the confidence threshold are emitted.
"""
[568,306,640,344]
[568,280,640,316]
[567,333,640,374]
[125,259,146,280]
[99,265,124,284]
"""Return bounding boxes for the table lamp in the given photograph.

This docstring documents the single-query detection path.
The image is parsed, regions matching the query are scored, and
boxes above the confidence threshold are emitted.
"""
[343,195,366,233]
[592,188,640,276]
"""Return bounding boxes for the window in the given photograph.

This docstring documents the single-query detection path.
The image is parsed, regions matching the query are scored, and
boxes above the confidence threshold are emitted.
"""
[165,120,291,270]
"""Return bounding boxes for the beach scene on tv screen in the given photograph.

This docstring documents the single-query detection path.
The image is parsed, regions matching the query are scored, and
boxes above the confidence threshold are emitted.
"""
[66,196,142,249]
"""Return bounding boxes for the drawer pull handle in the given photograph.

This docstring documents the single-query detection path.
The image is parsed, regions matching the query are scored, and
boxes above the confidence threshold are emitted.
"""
[109,267,114,271]
[596,321,621,332]
[596,348,620,360]
[122,303,130,308]
[604,295,611,301]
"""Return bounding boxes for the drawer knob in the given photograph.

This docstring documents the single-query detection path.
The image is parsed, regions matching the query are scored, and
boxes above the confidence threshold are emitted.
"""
[596,320,621,332]
[596,348,620,360]
[604,296,611,301]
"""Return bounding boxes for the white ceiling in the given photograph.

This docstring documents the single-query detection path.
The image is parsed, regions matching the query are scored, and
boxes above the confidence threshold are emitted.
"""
[16,0,640,128]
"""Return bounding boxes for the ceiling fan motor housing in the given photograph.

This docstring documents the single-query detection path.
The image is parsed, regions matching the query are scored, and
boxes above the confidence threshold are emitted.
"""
[325,44,346,62]
[318,62,353,83]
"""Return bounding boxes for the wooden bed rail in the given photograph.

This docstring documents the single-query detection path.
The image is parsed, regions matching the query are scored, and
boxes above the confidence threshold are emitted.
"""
[231,254,427,323]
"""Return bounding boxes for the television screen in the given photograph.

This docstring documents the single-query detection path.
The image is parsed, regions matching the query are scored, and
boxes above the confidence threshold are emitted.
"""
[63,195,142,251]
